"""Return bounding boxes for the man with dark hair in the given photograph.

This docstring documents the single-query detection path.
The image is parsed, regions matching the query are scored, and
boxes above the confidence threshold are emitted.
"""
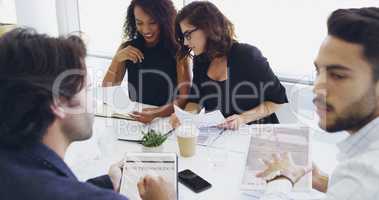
[257,7,379,200]
[0,28,172,200]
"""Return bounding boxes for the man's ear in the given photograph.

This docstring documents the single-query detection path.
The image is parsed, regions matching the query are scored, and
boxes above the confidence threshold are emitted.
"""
[50,103,66,119]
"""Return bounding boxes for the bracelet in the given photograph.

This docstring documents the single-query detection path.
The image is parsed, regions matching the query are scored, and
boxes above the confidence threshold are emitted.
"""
[267,175,295,187]
[264,170,295,187]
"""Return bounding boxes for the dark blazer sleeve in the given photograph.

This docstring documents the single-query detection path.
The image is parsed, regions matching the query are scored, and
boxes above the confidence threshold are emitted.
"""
[86,175,114,190]
[236,44,288,104]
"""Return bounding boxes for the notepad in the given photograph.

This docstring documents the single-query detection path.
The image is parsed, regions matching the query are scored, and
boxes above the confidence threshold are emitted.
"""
[95,101,137,120]
[94,86,141,120]
[120,153,178,200]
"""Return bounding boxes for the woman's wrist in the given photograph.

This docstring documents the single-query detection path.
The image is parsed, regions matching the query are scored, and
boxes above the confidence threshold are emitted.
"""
[111,58,124,67]
[240,112,256,124]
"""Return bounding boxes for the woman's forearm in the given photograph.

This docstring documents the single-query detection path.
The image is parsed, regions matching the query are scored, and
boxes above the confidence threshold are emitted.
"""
[102,59,126,87]
[152,96,188,118]
[151,57,192,118]
[240,101,284,123]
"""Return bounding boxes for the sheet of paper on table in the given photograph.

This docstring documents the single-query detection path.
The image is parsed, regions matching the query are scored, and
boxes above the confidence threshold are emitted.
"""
[174,105,225,128]
[241,190,325,200]
[120,153,178,200]
[174,105,225,145]
[241,125,312,192]
[95,101,136,120]
[197,127,225,146]
[94,86,154,120]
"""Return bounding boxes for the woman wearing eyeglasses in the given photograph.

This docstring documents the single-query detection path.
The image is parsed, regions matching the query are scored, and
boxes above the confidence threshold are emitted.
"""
[174,1,288,129]
[102,0,190,124]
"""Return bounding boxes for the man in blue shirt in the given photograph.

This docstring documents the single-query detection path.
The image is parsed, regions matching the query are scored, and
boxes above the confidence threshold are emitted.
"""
[0,28,172,200]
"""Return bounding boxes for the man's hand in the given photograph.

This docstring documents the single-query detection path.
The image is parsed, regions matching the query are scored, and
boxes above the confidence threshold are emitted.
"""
[108,161,124,192]
[256,152,311,185]
[312,163,329,193]
[137,176,174,200]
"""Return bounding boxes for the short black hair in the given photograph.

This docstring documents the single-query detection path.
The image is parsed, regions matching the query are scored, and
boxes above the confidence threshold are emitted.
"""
[0,28,87,149]
[328,7,379,80]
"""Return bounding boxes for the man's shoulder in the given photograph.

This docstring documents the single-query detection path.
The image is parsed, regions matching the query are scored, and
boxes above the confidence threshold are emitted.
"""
[350,141,379,167]
[337,147,379,174]
[329,150,379,199]
[0,174,128,200]
[0,148,128,200]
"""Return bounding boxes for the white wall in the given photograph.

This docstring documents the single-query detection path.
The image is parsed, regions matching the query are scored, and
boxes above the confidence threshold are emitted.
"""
[14,0,58,36]
[0,0,17,23]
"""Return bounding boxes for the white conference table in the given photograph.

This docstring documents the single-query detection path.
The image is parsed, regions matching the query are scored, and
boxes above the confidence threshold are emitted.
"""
[65,113,345,200]
[65,86,345,200]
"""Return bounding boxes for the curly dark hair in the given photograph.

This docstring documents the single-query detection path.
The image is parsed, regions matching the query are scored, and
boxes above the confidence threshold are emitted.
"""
[123,0,178,55]
[0,28,87,149]
[175,1,236,60]
[328,7,379,80]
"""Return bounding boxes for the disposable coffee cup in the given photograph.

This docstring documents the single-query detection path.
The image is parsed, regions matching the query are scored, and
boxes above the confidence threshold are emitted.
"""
[176,124,199,157]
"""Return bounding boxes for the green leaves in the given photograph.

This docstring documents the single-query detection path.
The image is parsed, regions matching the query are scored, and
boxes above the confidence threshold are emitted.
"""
[141,129,168,147]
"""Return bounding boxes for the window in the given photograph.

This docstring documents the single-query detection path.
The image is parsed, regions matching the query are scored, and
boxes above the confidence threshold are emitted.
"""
[78,0,184,57]
[188,0,378,82]
[0,0,17,24]
[77,0,377,82]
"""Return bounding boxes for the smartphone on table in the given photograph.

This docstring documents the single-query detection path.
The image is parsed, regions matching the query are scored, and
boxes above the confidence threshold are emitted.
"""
[178,169,212,193]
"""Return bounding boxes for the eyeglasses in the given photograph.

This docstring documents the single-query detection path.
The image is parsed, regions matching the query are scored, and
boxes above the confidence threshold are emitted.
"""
[182,28,198,41]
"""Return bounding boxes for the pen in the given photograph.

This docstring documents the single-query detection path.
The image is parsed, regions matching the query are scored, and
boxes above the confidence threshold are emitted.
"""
[209,128,226,145]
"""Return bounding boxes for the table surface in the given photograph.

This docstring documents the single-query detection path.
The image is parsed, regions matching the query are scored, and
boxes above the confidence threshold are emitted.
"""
[65,88,347,199]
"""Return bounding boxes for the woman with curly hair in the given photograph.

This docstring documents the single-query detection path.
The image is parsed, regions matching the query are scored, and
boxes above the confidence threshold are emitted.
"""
[175,1,288,129]
[103,0,190,124]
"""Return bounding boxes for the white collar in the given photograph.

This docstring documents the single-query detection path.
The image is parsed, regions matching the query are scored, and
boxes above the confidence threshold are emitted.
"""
[337,117,379,160]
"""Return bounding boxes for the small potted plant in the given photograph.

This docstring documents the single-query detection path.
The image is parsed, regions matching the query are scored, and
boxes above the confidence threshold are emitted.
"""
[141,129,168,152]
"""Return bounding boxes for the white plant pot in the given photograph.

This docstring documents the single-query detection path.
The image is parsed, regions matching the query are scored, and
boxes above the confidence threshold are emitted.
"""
[142,145,164,153]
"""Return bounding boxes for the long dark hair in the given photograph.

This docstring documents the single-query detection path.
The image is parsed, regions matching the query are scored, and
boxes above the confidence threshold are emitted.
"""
[123,0,178,55]
[175,1,236,60]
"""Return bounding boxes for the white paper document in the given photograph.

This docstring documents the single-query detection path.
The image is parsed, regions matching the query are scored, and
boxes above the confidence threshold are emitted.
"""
[174,105,225,128]
[120,153,178,200]
[94,86,151,120]
[241,125,311,191]
[197,127,225,146]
